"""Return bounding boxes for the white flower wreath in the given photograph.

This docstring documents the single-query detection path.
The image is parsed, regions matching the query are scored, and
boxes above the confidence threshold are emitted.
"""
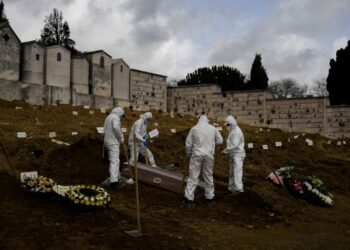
[65,185,111,207]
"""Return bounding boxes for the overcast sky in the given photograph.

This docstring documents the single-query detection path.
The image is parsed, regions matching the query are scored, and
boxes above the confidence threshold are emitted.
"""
[4,0,350,84]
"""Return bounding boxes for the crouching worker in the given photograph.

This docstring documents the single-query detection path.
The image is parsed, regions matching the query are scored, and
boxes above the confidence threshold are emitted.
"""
[222,115,246,194]
[128,112,157,168]
[184,115,223,204]
[103,107,125,189]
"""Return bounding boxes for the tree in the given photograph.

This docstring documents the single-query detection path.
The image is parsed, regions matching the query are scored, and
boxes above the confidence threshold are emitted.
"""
[0,1,8,23]
[178,65,246,91]
[39,8,75,51]
[311,78,328,97]
[268,78,308,98]
[248,54,269,90]
[326,40,350,105]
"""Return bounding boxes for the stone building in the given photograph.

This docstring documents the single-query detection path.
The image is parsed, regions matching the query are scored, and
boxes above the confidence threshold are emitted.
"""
[45,45,71,88]
[71,56,89,94]
[83,50,112,97]
[0,22,20,81]
[130,69,167,111]
[21,41,44,84]
[112,58,129,102]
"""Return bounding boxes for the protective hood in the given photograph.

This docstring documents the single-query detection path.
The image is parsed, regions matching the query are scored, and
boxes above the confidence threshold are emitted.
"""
[225,115,237,127]
[142,112,153,120]
[111,107,124,118]
[198,115,209,124]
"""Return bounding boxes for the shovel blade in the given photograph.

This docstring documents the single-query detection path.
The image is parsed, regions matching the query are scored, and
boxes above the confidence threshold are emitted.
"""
[125,229,142,237]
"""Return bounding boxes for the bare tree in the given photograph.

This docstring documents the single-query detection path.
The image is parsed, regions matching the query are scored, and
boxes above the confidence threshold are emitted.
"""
[268,78,308,98]
[311,78,328,97]
[167,78,180,87]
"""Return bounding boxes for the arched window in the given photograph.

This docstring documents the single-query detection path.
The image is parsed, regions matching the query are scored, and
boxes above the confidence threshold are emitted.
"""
[57,52,61,62]
[100,56,104,68]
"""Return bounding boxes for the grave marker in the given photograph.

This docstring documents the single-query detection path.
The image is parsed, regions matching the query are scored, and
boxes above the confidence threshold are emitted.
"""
[96,127,104,134]
[20,171,38,183]
[16,132,27,138]
[149,129,159,138]
[49,132,56,138]
[247,143,254,149]
[275,142,282,147]
[262,144,268,150]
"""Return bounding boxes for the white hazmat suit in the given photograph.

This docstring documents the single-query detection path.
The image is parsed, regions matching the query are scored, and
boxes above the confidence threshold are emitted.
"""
[223,115,246,193]
[184,115,223,201]
[128,112,157,167]
[103,107,124,184]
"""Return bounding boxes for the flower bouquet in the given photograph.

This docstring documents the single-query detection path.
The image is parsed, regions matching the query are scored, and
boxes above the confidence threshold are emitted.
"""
[23,176,56,193]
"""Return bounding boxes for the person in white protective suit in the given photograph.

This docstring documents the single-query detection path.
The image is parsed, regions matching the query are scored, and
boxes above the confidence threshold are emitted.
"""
[222,115,246,194]
[184,115,223,203]
[128,112,157,167]
[103,107,125,189]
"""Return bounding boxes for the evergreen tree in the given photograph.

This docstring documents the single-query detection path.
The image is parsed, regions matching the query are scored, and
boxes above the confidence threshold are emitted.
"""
[0,1,8,23]
[178,65,246,91]
[326,40,350,105]
[249,54,268,90]
[39,8,75,51]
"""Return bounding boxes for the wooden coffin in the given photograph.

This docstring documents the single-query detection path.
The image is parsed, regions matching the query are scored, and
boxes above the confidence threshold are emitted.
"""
[126,162,185,194]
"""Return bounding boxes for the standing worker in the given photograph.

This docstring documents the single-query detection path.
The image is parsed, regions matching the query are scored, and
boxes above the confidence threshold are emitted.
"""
[103,107,125,189]
[222,115,246,194]
[184,115,223,204]
[128,112,157,167]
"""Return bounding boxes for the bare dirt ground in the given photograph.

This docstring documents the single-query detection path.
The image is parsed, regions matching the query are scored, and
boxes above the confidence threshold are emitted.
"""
[0,99,349,249]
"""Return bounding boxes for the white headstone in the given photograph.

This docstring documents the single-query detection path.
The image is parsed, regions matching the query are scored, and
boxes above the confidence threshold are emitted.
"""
[247,143,254,149]
[121,128,127,133]
[100,108,106,114]
[343,141,347,145]
[171,128,176,133]
[72,111,78,116]
[96,127,104,134]
[149,129,159,138]
[15,106,22,110]
[20,171,38,183]
[337,141,342,146]
[262,144,269,150]
[89,110,94,115]
[71,132,78,136]
[16,132,27,138]
[49,132,56,138]
[154,122,159,127]
[275,142,282,147]
[84,105,90,109]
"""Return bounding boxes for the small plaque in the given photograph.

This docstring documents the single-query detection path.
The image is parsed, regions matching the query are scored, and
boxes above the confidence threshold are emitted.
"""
[49,132,56,138]
[247,143,254,149]
[84,105,90,109]
[72,111,78,115]
[20,171,38,183]
[262,144,268,150]
[275,142,282,147]
[96,127,104,134]
[89,110,94,115]
[171,129,176,133]
[16,132,27,138]
[149,129,159,138]
[72,132,78,136]
[121,128,127,133]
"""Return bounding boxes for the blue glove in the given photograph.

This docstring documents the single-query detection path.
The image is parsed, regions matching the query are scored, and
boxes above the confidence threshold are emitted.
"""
[143,140,148,147]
